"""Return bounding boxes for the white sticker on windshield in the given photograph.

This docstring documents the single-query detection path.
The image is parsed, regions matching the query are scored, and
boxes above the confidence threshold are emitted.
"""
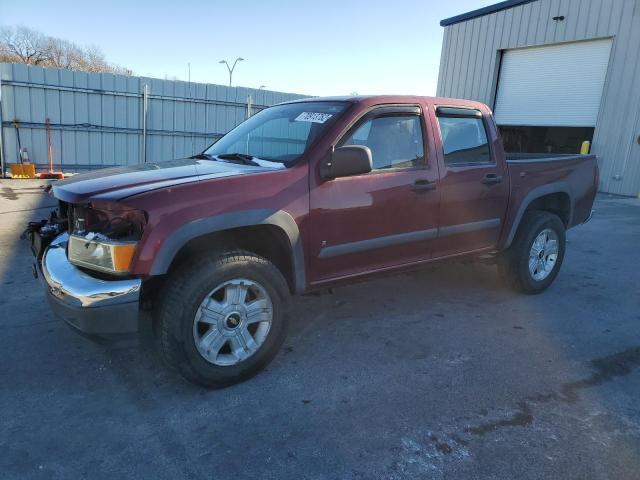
[295,112,333,124]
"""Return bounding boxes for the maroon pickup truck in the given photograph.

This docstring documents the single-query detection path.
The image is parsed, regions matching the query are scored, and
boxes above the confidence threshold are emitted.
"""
[30,95,597,387]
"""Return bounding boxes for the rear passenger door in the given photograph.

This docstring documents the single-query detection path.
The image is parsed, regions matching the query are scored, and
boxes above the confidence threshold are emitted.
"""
[432,106,508,256]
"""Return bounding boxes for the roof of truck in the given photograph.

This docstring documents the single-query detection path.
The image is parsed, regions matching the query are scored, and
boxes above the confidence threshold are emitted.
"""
[281,95,489,109]
[282,95,405,103]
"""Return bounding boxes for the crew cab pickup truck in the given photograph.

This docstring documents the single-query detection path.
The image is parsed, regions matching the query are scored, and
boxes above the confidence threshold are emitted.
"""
[29,95,598,387]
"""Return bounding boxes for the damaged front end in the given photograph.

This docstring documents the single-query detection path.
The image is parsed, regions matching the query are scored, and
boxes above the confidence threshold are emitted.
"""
[27,201,147,276]
[23,206,68,264]
[65,203,147,276]
[26,200,147,337]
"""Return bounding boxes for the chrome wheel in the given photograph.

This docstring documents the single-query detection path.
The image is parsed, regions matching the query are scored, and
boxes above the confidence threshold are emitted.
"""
[192,278,273,366]
[528,228,559,281]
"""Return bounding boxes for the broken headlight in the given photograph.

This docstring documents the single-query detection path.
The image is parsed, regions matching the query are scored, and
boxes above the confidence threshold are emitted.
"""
[67,206,146,274]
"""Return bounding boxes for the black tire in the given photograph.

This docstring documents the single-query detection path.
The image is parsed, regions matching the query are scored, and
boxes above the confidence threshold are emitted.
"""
[498,210,566,294]
[155,250,290,388]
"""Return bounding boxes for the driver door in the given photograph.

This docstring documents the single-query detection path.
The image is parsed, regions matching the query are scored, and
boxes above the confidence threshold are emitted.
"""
[308,105,441,285]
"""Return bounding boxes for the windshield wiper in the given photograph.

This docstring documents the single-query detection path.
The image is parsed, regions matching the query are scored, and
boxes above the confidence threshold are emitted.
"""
[216,153,260,166]
[190,153,214,159]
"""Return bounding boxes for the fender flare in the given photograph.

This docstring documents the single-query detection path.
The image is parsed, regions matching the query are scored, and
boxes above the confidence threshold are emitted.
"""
[504,182,574,249]
[149,209,306,293]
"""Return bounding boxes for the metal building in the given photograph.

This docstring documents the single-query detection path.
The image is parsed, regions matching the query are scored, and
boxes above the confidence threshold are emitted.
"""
[0,63,304,175]
[437,0,640,196]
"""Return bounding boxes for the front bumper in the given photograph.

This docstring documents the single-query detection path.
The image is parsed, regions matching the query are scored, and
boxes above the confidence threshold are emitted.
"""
[39,233,142,335]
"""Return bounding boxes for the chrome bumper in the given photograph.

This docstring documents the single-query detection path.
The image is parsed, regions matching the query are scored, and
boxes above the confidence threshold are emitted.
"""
[40,233,142,335]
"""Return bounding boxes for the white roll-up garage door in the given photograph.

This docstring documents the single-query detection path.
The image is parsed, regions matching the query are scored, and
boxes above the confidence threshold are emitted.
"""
[494,39,612,127]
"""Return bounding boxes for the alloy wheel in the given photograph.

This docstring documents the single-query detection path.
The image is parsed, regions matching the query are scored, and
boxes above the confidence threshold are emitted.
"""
[528,228,559,281]
[192,278,273,366]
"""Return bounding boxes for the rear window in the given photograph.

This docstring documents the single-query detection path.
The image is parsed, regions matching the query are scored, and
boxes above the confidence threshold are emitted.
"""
[437,116,491,166]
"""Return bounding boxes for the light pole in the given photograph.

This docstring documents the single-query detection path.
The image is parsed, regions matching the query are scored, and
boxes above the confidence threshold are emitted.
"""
[219,57,244,87]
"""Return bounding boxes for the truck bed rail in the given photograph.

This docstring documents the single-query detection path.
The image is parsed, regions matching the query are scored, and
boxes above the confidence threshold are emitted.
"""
[506,153,596,163]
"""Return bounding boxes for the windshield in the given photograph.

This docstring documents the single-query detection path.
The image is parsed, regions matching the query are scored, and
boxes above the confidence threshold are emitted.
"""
[204,101,349,165]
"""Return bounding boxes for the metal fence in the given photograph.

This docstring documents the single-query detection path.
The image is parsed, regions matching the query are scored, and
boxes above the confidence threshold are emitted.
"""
[0,63,305,175]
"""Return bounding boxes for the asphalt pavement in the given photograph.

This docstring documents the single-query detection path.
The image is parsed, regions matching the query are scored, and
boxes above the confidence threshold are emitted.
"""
[1,179,639,479]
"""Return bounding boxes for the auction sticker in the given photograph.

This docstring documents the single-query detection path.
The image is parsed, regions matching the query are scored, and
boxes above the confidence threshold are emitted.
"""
[295,112,333,123]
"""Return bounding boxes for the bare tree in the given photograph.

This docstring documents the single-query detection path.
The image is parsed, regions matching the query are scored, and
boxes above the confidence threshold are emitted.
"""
[0,25,132,75]
[0,26,49,65]
[45,37,79,70]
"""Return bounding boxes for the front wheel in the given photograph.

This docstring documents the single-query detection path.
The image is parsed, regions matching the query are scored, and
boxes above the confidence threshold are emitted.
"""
[498,210,566,294]
[156,250,290,387]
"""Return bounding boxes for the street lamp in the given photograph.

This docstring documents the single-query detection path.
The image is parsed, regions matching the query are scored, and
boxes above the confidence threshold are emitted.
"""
[219,57,244,87]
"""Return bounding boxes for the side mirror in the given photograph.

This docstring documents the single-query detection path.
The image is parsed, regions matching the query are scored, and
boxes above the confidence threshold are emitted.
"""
[321,145,373,180]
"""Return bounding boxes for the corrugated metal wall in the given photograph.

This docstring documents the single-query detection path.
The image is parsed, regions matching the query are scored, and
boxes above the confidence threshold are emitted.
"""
[0,63,305,173]
[437,0,640,196]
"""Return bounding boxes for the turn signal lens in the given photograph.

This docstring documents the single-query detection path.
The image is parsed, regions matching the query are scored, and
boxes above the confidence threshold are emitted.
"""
[112,243,137,272]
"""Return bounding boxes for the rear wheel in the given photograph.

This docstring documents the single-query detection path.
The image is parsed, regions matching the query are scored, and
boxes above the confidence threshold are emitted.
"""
[499,210,566,294]
[156,250,290,387]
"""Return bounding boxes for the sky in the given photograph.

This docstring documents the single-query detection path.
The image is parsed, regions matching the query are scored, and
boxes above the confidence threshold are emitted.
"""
[1,0,496,96]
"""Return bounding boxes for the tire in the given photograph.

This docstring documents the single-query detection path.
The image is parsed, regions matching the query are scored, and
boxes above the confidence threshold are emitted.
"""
[156,250,290,388]
[498,210,566,294]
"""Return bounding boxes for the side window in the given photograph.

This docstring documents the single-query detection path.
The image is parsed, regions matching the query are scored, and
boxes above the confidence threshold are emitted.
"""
[340,115,424,170]
[437,115,491,166]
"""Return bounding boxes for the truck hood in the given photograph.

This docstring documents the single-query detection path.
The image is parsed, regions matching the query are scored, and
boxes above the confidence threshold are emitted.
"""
[52,158,276,204]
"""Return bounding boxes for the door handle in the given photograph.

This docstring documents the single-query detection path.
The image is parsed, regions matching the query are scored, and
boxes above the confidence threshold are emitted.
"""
[412,179,436,192]
[482,174,503,185]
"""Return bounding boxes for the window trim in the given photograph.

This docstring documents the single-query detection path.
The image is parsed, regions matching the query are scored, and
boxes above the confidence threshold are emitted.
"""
[435,106,483,119]
[435,105,495,168]
[335,104,428,174]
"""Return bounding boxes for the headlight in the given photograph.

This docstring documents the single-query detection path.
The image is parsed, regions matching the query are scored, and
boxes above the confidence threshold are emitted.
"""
[68,234,137,274]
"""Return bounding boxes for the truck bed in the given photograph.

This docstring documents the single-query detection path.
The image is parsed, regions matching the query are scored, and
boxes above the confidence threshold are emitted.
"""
[504,152,598,231]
